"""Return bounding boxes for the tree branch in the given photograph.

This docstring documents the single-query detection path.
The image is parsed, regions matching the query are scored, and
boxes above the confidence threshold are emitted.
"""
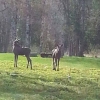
[0,7,8,13]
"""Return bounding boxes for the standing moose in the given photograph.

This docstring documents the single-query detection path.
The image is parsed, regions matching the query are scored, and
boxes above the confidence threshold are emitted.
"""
[52,44,63,71]
[13,39,32,69]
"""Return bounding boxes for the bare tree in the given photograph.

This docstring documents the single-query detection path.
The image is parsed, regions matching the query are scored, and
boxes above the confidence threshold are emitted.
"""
[40,0,64,53]
[25,0,31,47]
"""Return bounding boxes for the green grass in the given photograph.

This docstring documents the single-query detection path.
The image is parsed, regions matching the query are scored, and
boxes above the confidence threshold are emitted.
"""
[0,53,100,100]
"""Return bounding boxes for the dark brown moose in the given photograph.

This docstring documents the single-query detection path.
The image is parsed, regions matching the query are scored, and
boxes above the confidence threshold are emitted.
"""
[13,39,32,69]
[52,44,63,71]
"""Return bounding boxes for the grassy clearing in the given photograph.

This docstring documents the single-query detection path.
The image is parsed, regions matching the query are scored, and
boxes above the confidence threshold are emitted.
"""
[0,53,100,100]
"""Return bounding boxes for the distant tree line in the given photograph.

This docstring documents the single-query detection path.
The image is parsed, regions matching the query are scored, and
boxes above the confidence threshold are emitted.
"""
[0,0,100,57]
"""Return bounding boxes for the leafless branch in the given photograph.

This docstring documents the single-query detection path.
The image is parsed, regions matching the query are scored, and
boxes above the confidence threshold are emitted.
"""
[0,7,9,13]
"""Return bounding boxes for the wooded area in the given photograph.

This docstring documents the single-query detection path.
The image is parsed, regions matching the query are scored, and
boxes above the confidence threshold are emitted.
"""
[0,0,100,57]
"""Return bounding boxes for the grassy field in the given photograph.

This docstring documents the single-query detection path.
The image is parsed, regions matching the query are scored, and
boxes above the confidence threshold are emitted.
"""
[0,53,100,100]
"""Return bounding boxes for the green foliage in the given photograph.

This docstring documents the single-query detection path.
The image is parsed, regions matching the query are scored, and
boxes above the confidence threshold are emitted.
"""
[0,53,100,100]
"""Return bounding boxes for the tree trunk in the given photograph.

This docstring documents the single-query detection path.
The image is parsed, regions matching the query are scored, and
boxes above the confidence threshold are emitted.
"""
[25,0,31,48]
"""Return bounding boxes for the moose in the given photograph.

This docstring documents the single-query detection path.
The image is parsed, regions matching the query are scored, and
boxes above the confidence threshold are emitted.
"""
[52,44,63,71]
[13,39,32,69]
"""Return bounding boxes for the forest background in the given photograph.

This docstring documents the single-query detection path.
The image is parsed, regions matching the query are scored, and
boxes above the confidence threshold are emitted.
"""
[0,0,100,57]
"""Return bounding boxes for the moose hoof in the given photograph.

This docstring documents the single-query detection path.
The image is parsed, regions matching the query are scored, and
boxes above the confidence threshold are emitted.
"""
[53,68,56,71]
[57,69,59,71]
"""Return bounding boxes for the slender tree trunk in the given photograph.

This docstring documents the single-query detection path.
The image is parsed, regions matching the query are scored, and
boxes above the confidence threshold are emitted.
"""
[78,0,86,57]
[25,0,31,48]
[9,0,18,52]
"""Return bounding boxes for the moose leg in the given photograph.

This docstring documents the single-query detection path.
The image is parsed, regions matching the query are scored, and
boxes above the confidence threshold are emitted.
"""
[26,56,29,68]
[57,58,60,71]
[14,54,18,67]
[26,55,32,70]
[55,58,58,71]
[29,57,32,70]
[14,54,16,67]
[53,57,54,69]
[53,57,56,70]
[16,55,18,67]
